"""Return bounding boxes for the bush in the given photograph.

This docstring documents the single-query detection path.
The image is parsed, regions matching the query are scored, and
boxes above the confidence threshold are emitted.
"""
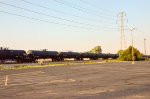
[118,46,143,61]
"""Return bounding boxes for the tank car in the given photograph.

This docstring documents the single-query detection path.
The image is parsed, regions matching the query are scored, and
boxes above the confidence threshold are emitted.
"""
[26,50,59,61]
[0,48,26,63]
[59,52,81,61]
[81,52,97,60]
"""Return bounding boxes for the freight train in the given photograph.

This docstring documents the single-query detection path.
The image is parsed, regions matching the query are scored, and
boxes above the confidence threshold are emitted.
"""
[0,47,119,63]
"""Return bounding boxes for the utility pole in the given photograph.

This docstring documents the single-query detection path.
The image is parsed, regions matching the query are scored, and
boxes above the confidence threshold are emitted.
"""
[144,38,146,55]
[130,28,135,64]
[118,12,127,50]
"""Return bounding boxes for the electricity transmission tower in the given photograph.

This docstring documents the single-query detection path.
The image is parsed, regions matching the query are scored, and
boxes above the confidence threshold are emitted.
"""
[118,12,127,50]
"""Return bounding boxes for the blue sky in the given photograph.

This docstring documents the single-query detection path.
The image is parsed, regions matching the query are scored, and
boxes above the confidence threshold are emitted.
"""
[0,0,150,54]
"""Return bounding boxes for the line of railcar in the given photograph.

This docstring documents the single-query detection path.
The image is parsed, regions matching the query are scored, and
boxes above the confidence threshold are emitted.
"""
[0,48,119,63]
[142,55,150,59]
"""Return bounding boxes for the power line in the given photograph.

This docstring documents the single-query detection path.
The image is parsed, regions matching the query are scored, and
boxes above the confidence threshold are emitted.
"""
[20,0,116,24]
[79,0,116,15]
[126,29,148,54]
[60,0,117,19]
[0,1,116,29]
[136,30,150,40]
[62,0,116,17]
[0,10,118,31]
[53,0,117,20]
[132,30,150,53]
[126,34,145,54]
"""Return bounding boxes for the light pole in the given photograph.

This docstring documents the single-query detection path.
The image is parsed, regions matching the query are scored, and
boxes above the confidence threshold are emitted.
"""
[144,38,146,55]
[130,28,135,64]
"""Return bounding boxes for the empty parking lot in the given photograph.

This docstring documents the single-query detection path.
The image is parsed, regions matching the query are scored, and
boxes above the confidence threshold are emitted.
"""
[0,61,150,99]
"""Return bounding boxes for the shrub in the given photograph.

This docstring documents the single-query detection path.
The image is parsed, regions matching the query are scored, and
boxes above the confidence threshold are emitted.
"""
[118,46,143,61]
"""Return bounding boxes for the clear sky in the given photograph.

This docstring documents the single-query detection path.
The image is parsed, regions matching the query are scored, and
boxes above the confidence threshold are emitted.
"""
[0,0,150,54]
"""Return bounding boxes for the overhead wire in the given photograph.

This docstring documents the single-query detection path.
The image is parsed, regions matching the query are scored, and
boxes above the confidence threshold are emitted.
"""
[0,10,118,31]
[53,0,117,20]
[137,30,150,40]
[20,0,115,24]
[135,31,150,50]
[134,36,146,54]
[58,0,117,20]
[79,0,117,15]
[1,1,149,54]
[125,29,147,53]
[60,0,116,18]
[0,1,116,29]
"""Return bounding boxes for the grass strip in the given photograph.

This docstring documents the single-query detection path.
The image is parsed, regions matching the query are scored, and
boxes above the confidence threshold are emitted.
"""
[0,60,129,70]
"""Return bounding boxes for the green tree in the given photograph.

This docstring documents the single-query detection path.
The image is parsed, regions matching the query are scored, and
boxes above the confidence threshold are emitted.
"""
[89,46,102,54]
[117,50,124,58]
[119,46,143,61]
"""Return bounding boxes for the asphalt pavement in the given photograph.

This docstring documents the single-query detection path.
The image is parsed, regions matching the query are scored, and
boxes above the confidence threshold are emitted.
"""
[0,61,150,99]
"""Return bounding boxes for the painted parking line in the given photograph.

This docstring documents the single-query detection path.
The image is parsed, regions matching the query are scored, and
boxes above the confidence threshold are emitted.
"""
[0,71,46,87]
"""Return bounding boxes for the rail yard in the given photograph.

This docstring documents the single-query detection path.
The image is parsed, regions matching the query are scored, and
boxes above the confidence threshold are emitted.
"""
[0,61,150,99]
[1,0,150,99]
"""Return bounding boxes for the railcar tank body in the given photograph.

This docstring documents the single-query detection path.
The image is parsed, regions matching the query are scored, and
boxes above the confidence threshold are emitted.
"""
[97,53,119,59]
[59,52,81,61]
[27,50,59,61]
[27,50,48,59]
[81,52,97,60]
[47,51,59,61]
[0,49,26,63]
[96,53,107,59]
[0,49,8,62]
